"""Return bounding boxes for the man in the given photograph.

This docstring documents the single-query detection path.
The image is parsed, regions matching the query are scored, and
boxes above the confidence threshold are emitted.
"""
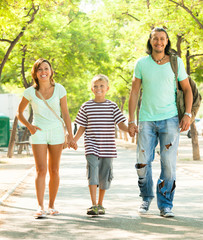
[128,27,193,217]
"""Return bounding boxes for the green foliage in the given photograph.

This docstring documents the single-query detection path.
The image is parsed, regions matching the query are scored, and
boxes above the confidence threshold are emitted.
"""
[0,0,203,119]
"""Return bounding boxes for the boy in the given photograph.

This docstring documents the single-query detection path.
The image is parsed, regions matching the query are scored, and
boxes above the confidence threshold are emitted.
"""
[74,74,128,215]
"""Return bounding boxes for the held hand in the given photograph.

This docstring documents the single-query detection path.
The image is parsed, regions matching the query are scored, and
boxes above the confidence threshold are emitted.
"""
[128,123,138,137]
[72,136,78,150]
[179,115,191,132]
[68,135,78,150]
[29,125,42,135]
[71,141,78,150]
[69,140,78,150]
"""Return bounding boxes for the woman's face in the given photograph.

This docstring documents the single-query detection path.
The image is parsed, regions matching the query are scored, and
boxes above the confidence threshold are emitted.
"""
[36,62,52,83]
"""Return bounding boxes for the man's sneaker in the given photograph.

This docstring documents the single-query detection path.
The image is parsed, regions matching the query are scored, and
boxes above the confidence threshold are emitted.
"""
[87,205,98,215]
[138,201,151,214]
[160,208,175,218]
[97,205,105,215]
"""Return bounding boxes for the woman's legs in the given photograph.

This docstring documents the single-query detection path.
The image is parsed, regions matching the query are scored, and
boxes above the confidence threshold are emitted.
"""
[48,144,63,209]
[32,144,48,210]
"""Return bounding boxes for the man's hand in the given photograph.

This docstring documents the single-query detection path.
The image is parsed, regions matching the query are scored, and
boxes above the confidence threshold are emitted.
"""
[128,123,138,137]
[179,115,191,132]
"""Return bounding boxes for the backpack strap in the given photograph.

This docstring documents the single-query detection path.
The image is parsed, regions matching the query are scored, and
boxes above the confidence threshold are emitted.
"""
[170,54,179,91]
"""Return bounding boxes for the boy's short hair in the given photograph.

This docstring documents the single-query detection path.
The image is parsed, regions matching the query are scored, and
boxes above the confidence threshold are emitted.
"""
[91,74,109,85]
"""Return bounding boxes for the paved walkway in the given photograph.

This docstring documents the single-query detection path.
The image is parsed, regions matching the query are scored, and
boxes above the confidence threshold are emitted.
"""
[0,136,203,240]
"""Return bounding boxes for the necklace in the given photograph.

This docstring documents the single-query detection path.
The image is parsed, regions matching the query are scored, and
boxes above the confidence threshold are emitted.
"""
[151,55,166,64]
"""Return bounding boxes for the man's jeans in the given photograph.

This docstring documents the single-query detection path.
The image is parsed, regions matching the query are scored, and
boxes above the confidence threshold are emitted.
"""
[136,116,180,210]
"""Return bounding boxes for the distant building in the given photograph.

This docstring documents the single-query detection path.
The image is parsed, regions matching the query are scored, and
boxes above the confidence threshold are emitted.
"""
[0,94,29,121]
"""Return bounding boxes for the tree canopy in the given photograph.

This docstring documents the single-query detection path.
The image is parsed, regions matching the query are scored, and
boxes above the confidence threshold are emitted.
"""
[1,0,202,119]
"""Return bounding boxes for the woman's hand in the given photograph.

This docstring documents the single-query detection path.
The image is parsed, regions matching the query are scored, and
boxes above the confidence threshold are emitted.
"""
[67,135,78,150]
[29,125,42,135]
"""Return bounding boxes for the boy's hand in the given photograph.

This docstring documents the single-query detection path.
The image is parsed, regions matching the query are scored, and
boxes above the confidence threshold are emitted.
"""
[70,141,78,150]
[71,137,78,150]
[67,135,78,150]
[128,123,138,137]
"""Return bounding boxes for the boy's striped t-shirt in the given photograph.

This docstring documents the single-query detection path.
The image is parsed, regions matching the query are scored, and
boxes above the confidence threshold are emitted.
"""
[75,99,126,158]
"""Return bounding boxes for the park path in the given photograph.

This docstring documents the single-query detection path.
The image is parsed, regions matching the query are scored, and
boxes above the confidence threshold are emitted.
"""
[0,137,203,240]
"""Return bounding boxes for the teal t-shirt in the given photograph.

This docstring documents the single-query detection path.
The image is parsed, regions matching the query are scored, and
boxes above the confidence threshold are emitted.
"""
[134,55,188,121]
[23,83,67,130]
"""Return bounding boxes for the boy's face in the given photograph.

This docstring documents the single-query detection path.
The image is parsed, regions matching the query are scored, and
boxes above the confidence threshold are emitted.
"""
[91,79,109,100]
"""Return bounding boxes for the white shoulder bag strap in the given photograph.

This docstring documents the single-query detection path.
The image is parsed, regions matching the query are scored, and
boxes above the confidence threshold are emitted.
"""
[37,90,66,133]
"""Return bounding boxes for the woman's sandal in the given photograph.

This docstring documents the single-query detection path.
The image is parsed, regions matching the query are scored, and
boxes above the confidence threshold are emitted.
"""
[34,209,46,219]
[48,208,60,216]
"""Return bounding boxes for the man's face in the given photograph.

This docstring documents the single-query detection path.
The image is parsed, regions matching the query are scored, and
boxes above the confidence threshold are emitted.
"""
[150,31,168,54]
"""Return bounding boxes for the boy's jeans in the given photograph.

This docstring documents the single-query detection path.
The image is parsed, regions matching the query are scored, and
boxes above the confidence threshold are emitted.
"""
[136,116,179,210]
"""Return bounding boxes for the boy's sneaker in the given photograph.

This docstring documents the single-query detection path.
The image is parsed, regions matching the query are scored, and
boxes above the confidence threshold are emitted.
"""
[87,205,98,215]
[138,201,151,214]
[97,205,105,215]
[160,208,175,218]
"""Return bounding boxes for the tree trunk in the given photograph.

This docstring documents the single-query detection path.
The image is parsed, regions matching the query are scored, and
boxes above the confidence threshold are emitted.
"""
[18,109,33,154]
[21,45,32,88]
[176,34,182,57]
[120,96,126,113]
[7,116,18,158]
[7,45,33,157]
[185,48,200,160]
[190,122,200,160]
[186,48,190,74]
[0,32,24,78]
[146,0,150,9]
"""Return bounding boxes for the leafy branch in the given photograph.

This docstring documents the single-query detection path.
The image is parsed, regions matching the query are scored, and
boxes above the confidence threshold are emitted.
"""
[169,0,203,29]
[189,53,203,59]
[0,39,12,43]
[122,12,140,21]
[0,3,39,80]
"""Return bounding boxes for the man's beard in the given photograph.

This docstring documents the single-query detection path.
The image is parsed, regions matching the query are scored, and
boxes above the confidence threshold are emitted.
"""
[153,49,164,54]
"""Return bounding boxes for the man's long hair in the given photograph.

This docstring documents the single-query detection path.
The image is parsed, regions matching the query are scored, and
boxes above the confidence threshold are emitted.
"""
[146,27,171,55]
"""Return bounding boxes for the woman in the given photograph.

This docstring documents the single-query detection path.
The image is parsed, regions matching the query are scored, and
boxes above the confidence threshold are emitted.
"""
[17,58,76,218]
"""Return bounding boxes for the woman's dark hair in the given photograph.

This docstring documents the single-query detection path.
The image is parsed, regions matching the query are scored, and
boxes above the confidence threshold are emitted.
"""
[31,58,54,90]
[146,27,171,55]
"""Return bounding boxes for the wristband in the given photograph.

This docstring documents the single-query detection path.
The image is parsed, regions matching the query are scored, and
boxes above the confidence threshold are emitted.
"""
[128,121,135,124]
[184,112,192,118]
